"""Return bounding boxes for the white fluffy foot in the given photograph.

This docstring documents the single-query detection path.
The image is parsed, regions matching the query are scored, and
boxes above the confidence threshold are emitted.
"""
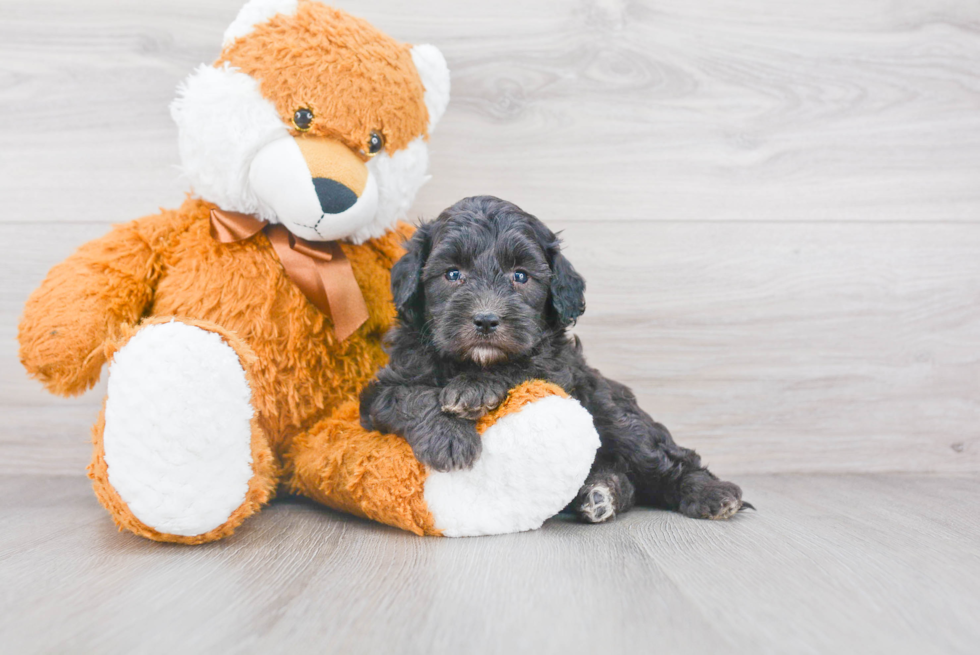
[422,395,600,537]
[102,321,256,537]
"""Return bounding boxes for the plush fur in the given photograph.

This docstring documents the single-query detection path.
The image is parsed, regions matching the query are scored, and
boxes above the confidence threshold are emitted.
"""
[171,62,289,222]
[18,2,425,541]
[425,381,598,537]
[218,2,433,154]
[361,196,750,522]
[223,0,299,46]
[89,316,278,545]
[101,320,257,537]
[173,0,450,242]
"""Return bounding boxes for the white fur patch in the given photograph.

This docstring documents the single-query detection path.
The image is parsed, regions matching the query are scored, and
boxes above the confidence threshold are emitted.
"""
[411,44,451,131]
[102,322,255,537]
[347,135,431,244]
[247,136,323,232]
[171,63,288,220]
[423,396,600,537]
[247,135,381,241]
[469,346,506,367]
[222,0,299,47]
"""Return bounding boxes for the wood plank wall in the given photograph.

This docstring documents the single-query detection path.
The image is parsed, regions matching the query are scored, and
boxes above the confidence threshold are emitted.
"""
[2,0,978,475]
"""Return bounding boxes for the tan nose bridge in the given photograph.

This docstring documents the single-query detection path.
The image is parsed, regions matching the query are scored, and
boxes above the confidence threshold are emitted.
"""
[294,136,369,196]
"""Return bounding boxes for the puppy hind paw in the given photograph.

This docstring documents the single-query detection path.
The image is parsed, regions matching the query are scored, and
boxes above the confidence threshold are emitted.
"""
[575,483,617,524]
[679,478,746,520]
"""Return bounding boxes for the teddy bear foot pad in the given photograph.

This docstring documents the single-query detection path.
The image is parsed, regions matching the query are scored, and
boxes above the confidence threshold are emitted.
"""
[425,392,600,537]
[95,320,268,539]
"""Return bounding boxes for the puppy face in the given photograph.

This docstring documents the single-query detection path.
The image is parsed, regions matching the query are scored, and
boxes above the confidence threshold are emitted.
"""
[392,196,586,366]
[422,218,552,365]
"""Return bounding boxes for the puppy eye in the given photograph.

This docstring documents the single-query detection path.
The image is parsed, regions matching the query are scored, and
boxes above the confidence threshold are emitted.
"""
[513,270,529,284]
[365,130,385,157]
[293,108,314,132]
[445,269,461,282]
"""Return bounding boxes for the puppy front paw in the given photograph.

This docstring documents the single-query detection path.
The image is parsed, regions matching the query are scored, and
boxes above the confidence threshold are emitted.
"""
[411,417,482,472]
[679,476,747,520]
[440,376,509,420]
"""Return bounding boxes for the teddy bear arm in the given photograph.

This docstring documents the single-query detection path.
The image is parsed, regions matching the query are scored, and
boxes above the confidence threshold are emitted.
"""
[286,381,601,537]
[19,220,165,396]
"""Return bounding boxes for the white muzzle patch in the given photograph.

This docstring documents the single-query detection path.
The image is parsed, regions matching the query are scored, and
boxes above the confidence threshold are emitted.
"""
[248,136,379,242]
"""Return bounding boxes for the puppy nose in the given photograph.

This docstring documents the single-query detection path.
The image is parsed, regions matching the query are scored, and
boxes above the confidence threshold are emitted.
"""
[312,178,358,214]
[473,313,500,335]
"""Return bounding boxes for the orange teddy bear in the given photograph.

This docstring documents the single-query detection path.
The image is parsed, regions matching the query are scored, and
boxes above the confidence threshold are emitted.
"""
[18,0,600,542]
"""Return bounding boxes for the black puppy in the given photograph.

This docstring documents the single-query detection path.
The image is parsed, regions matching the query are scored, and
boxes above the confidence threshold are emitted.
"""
[360,196,749,522]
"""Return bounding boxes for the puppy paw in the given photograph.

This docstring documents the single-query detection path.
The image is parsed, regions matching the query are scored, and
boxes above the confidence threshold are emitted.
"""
[575,483,617,523]
[679,477,745,520]
[440,376,509,420]
[572,469,634,524]
[412,418,482,472]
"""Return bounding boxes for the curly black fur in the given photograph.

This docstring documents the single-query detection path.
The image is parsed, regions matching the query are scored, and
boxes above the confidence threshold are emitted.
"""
[360,196,750,522]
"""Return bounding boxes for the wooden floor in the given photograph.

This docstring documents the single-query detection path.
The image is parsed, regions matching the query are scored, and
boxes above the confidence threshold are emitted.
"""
[2,474,978,654]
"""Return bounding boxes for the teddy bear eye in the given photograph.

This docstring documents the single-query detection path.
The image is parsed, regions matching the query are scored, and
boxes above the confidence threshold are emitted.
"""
[366,130,385,157]
[513,270,529,284]
[293,108,314,132]
[445,269,461,282]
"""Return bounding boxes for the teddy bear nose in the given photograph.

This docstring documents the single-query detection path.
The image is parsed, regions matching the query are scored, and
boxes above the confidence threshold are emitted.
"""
[312,178,358,214]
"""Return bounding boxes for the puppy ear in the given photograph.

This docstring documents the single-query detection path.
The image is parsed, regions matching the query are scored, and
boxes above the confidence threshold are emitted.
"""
[391,222,433,328]
[526,216,586,328]
[549,249,586,328]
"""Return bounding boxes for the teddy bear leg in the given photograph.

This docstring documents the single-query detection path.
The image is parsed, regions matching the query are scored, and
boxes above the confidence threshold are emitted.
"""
[288,381,599,537]
[287,401,437,536]
[88,318,277,544]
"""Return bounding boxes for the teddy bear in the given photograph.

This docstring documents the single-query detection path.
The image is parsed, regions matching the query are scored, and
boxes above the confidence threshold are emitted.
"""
[18,0,600,542]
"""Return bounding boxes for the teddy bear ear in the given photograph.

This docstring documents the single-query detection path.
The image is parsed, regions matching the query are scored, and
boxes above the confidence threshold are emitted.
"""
[411,44,451,132]
[222,0,300,48]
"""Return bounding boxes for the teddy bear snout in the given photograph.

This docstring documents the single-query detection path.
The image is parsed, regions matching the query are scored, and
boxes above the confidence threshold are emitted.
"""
[295,135,370,215]
[247,133,381,241]
[295,136,367,193]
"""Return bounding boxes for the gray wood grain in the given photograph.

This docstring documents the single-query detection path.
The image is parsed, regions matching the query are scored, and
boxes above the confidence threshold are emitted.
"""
[2,0,979,224]
[1,474,978,654]
[2,0,980,474]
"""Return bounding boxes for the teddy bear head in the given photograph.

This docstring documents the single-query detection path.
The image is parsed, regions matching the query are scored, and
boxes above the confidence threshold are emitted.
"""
[170,0,450,243]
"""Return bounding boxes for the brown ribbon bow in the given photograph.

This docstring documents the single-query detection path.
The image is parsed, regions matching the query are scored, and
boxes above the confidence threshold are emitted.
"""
[209,208,369,341]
